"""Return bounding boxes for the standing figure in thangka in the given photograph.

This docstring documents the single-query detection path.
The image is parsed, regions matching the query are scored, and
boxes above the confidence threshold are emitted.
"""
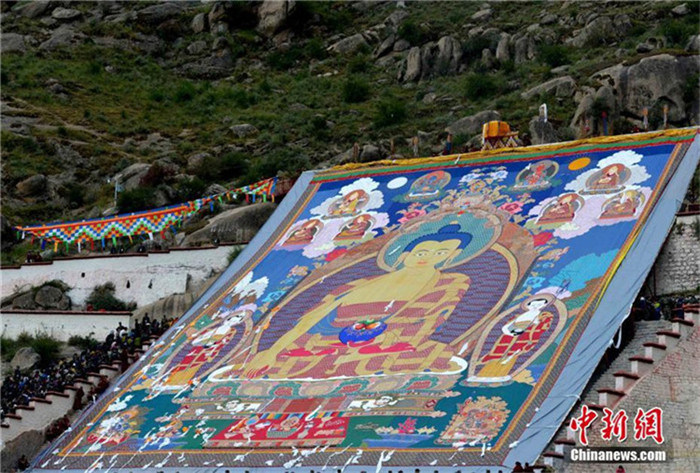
[141,272,266,392]
[468,294,568,385]
[162,305,254,387]
[209,207,537,382]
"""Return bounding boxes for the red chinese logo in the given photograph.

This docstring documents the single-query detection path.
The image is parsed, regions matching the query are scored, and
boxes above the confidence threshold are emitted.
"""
[569,406,664,445]
[633,407,664,444]
[569,405,598,445]
[600,407,628,442]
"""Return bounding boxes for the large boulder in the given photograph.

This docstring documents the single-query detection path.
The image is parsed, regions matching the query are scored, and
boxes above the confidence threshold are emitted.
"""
[183,203,277,245]
[2,33,28,53]
[16,1,51,18]
[10,347,41,372]
[566,15,615,48]
[51,7,82,21]
[178,48,235,79]
[521,76,576,99]
[446,110,501,136]
[136,2,185,25]
[529,117,559,145]
[359,144,381,162]
[191,12,208,33]
[230,124,258,138]
[34,285,70,310]
[435,36,463,75]
[39,25,84,51]
[399,46,422,82]
[257,0,296,37]
[114,163,151,191]
[16,174,48,198]
[12,292,37,310]
[328,33,369,54]
[592,54,700,123]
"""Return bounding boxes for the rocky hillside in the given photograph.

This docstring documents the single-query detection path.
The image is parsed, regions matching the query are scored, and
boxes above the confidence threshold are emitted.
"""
[1,1,699,259]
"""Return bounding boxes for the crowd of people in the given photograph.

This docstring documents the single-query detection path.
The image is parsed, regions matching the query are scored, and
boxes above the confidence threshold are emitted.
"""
[1,315,172,420]
[631,294,698,321]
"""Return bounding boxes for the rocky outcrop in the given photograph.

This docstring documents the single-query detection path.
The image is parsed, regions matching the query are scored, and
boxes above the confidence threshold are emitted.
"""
[446,110,500,137]
[178,48,235,79]
[230,124,259,138]
[257,0,296,37]
[521,76,576,99]
[114,163,151,191]
[16,174,48,198]
[135,2,185,25]
[10,347,41,371]
[398,35,462,82]
[529,117,559,145]
[183,203,277,246]
[34,285,70,310]
[2,33,29,53]
[328,33,369,55]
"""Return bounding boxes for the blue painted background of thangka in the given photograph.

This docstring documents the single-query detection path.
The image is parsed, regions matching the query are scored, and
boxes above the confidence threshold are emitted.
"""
[34,136,693,470]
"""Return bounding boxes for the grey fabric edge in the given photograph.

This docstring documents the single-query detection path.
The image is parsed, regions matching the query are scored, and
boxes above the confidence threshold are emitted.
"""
[505,133,700,466]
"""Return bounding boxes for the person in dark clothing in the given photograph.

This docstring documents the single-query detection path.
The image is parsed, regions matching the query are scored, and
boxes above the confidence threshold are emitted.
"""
[17,454,30,471]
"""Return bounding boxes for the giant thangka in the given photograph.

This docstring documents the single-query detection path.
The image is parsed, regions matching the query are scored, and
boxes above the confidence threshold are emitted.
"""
[31,129,700,472]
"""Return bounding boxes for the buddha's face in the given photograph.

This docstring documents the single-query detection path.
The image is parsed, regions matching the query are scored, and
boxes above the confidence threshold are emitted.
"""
[403,239,461,268]
[526,299,548,311]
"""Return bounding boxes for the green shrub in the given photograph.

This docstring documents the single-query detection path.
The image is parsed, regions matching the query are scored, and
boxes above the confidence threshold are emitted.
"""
[463,73,501,101]
[175,176,207,201]
[659,19,694,46]
[398,20,426,45]
[117,187,157,213]
[58,182,86,207]
[266,47,302,70]
[228,246,244,263]
[373,97,407,128]
[462,36,494,62]
[342,77,370,103]
[304,38,327,60]
[195,152,249,182]
[0,336,19,361]
[348,54,370,73]
[174,81,196,103]
[68,335,98,350]
[539,44,571,68]
[149,88,165,103]
[86,282,136,311]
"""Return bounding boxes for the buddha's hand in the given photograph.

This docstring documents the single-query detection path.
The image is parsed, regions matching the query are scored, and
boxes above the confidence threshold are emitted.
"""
[243,351,276,378]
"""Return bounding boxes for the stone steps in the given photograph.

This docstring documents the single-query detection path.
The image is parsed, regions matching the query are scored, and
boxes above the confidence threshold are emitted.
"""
[1,340,155,444]
[541,307,697,469]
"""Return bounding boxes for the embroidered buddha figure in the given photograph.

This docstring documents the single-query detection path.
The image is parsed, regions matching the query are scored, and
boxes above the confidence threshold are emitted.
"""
[538,193,581,224]
[334,214,373,241]
[327,190,368,218]
[586,163,628,193]
[238,224,477,379]
[408,171,450,200]
[600,190,643,219]
[283,219,323,246]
